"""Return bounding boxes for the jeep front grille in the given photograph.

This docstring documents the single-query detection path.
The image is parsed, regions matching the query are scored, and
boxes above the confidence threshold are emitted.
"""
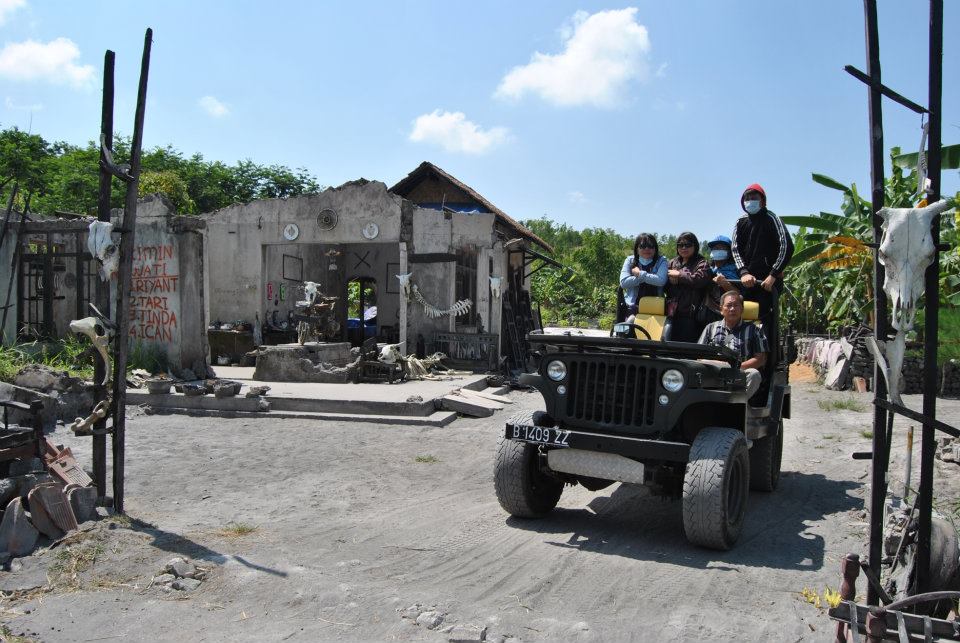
[564,359,657,428]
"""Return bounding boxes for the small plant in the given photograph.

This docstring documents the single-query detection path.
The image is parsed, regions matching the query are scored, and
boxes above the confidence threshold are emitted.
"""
[217,522,257,537]
[415,455,439,464]
[818,398,866,412]
[861,430,874,439]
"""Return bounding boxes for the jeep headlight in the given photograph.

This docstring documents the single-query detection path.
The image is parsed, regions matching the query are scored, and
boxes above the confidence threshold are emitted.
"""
[546,360,567,381]
[662,369,684,392]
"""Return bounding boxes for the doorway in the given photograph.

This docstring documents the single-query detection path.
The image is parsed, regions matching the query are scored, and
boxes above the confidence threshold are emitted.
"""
[346,277,377,347]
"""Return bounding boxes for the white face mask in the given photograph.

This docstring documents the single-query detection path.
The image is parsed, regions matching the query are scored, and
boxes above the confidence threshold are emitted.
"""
[744,199,762,215]
[710,249,729,261]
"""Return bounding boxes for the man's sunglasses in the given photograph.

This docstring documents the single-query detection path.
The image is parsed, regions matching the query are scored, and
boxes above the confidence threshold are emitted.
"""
[676,242,695,249]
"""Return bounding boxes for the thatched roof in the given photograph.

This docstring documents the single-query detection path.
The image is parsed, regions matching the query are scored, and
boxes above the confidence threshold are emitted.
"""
[390,161,552,253]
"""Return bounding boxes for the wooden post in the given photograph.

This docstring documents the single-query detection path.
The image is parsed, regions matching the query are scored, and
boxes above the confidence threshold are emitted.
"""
[398,241,407,356]
[916,0,943,595]
[93,49,115,501]
[863,0,889,605]
[110,28,152,514]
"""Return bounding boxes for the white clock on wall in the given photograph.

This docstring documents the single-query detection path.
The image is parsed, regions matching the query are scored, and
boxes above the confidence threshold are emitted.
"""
[362,222,379,240]
[283,223,300,241]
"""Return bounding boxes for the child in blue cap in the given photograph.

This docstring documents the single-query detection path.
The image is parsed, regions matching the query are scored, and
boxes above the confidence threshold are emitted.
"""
[701,235,740,323]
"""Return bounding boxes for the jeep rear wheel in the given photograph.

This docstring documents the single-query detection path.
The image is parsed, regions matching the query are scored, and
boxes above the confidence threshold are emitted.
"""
[495,411,563,518]
[682,428,750,550]
[749,421,783,492]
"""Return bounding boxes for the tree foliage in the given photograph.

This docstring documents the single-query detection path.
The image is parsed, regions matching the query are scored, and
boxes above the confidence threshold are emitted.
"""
[0,126,323,216]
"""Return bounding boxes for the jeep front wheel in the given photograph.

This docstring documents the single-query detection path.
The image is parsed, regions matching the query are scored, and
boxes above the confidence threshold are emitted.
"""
[494,411,563,518]
[682,427,750,550]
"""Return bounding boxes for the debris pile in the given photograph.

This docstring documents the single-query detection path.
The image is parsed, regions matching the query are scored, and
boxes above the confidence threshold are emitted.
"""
[936,436,960,464]
[398,604,510,642]
[0,439,99,565]
[151,556,208,593]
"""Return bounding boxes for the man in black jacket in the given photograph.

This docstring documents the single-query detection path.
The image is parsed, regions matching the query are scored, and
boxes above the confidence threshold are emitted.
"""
[731,183,794,318]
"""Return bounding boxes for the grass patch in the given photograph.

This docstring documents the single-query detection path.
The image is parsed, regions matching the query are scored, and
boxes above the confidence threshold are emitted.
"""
[861,430,874,439]
[0,338,95,383]
[48,540,105,591]
[822,434,837,440]
[817,398,866,412]
[217,522,257,537]
[0,625,35,643]
[415,455,440,464]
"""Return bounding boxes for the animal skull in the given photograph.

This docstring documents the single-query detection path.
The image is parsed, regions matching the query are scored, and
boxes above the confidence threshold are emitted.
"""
[379,343,402,364]
[396,273,413,301]
[878,199,953,331]
[876,199,954,406]
[489,276,502,299]
[69,316,113,386]
[87,221,119,281]
[297,281,320,308]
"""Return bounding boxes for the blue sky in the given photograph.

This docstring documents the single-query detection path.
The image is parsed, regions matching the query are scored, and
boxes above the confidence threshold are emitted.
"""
[0,1,957,241]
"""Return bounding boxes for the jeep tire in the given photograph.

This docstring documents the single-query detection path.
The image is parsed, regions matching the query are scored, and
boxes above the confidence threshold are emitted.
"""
[749,421,783,492]
[495,411,563,518]
[682,428,750,550]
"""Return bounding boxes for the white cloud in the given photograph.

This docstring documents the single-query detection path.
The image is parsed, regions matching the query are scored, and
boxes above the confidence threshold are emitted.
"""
[0,38,94,88]
[568,190,587,204]
[5,96,42,111]
[0,0,26,26]
[655,62,668,78]
[494,8,652,108]
[198,95,230,118]
[409,109,509,155]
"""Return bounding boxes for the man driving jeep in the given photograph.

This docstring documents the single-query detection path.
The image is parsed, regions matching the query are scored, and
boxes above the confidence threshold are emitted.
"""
[697,290,768,398]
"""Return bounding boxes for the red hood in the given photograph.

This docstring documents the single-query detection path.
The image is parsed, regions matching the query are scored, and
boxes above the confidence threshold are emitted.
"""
[741,183,767,212]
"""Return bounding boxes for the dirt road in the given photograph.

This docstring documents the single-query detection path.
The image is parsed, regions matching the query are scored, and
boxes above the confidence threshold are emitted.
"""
[3,383,959,642]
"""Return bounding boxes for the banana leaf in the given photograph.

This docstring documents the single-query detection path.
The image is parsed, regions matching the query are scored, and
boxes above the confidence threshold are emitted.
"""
[791,242,827,263]
[812,173,853,195]
[893,143,960,170]
[780,215,843,232]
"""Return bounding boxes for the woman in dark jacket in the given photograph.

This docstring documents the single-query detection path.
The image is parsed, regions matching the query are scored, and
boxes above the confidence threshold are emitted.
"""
[663,231,713,342]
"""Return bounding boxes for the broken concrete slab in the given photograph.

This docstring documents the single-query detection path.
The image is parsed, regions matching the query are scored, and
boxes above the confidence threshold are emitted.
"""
[459,388,512,404]
[68,486,98,524]
[166,557,197,579]
[26,485,65,540]
[31,483,78,533]
[0,497,39,557]
[172,578,201,592]
[441,393,502,418]
[416,611,445,629]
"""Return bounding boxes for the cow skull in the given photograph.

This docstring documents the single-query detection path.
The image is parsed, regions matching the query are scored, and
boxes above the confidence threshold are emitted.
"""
[878,199,954,331]
[489,276,502,299]
[379,343,402,364]
[69,316,113,386]
[87,221,119,281]
[297,281,320,308]
[876,199,954,405]
[396,273,413,301]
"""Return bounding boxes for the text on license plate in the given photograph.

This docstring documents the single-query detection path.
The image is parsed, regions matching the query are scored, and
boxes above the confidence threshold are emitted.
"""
[508,424,571,446]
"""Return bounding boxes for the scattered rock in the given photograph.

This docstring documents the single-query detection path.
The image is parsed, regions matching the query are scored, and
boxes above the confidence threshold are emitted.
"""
[406,395,424,403]
[165,557,197,579]
[257,398,271,412]
[400,604,424,619]
[171,578,201,592]
[152,573,175,585]
[448,624,487,642]
[68,486,98,523]
[416,611,445,630]
[0,497,39,557]
[245,385,270,397]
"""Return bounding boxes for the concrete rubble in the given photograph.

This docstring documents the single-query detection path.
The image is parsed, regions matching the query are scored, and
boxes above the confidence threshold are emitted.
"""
[152,556,207,593]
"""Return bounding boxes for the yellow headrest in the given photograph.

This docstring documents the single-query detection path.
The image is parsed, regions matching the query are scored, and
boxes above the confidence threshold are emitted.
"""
[742,300,760,321]
[637,296,665,316]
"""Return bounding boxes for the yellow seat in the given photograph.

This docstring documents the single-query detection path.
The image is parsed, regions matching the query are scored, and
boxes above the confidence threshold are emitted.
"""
[633,296,666,341]
[742,300,760,322]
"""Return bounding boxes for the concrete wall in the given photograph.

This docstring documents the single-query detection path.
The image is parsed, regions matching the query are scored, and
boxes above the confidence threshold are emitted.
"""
[203,180,403,329]
[123,195,208,377]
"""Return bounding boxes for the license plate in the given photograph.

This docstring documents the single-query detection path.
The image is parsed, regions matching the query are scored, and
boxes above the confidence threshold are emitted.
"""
[505,424,571,447]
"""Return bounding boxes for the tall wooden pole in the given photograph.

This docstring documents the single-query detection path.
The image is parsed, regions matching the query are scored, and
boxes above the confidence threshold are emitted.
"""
[111,29,152,513]
[916,0,942,595]
[863,0,889,606]
[93,49,115,501]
